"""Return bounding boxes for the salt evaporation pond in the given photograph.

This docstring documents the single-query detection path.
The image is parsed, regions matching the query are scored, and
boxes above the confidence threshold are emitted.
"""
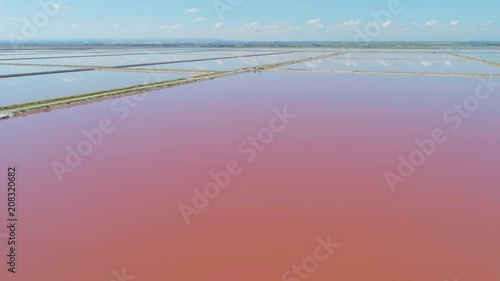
[3,51,308,67]
[465,53,500,64]
[0,48,207,60]
[1,72,499,281]
[3,53,236,67]
[281,58,500,74]
[0,71,190,107]
[0,65,77,76]
[332,51,460,61]
[132,52,336,71]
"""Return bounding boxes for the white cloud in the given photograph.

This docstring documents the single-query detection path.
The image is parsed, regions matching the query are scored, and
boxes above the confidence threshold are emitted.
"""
[305,19,324,30]
[482,21,493,27]
[160,24,168,30]
[479,21,494,31]
[186,7,199,13]
[214,22,223,29]
[239,21,260,32]
[306,19,321,26]
[193,17,205,23]
[382,20,393,28]
[171,24,181,30]
[340,19,361,27]
[450,20,459,27]
[51,3,71,11]
[0,15,20,21]
[264,23,303,33]
[238,22,302,33]
[424,20,439,27]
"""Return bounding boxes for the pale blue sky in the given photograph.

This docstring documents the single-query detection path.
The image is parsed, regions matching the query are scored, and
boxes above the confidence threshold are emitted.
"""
[0,0,498,41]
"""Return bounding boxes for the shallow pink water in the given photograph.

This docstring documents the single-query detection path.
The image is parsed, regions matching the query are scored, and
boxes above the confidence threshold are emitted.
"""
[1,73,499,281]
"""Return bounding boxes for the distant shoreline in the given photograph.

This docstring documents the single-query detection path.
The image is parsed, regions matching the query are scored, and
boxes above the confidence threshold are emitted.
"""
[1,41,500,50]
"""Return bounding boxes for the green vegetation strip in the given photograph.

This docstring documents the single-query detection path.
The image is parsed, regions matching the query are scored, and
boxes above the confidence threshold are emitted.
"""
[0,52,343,119]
